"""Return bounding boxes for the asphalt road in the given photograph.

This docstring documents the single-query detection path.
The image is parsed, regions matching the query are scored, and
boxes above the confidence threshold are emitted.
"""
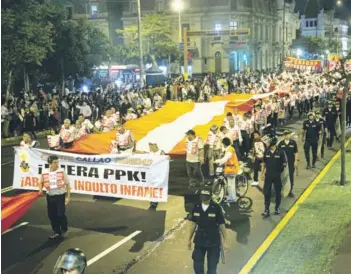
[1,125,349,274]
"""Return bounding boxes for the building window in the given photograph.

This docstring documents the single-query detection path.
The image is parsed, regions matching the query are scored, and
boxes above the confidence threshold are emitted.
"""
[157,1,164,12]
[214,24,222,31]
[91,5,98,18]
[309,21,313,27]
[314,20,317,27]
[213,36,221,41]
[305,21,308,27]
[215,51,221,57]
[230,21,238,30]
[132,2,137,13]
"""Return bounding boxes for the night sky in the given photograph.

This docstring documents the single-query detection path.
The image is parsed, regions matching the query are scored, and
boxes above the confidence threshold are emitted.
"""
[295,0,351,19]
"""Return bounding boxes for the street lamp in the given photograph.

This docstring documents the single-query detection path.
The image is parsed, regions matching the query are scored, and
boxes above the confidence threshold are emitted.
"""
[172,0,184,43]
[296,48,303,58]
[336,0,342,6]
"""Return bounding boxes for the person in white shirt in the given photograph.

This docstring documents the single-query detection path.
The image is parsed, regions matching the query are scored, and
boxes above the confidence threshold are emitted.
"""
[153,93,163,109]
[227,119,242,160]
[205,125,222,177]
[77,114,95,133]
[74,121,87,140]
[251,131,266,186]
[20,133,39,148]
[100,110,115,132]
[59,119,76,148]
[115,124,135,154]
[185,129,205,187]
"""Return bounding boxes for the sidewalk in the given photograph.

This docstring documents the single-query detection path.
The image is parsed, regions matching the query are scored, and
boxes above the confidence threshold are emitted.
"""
[251,141,351,274]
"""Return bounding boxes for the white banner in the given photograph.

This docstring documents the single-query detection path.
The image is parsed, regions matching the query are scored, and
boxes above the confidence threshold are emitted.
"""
[13,148,169,202]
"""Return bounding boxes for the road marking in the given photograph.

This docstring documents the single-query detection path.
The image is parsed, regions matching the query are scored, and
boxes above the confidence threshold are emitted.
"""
[87,230,142,266]
[2,222,29,235]
[1,186,13,193]
[239,137,351,274]
[1,161,14,166]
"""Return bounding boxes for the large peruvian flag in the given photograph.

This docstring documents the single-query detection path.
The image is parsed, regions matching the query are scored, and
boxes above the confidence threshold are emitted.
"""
[1,192,40,233]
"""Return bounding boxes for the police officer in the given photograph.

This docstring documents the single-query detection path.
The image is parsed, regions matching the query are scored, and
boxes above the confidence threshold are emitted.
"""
[315,110,326,159]
[53,248,87,274]
[39,155,70,239]
[278,130,298,197]
[261,137,287,217]
[302,112,321,169]
[323,101,337,149]
[188,190,228,274]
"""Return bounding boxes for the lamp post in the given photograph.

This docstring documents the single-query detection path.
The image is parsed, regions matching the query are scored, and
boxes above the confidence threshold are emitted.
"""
[172,0,184,44]
[137,0,144,88]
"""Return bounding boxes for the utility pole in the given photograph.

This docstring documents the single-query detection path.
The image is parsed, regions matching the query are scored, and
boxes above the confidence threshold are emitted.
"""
[137,0,144,88]
[282,0,286,69]
[183,27,188,79]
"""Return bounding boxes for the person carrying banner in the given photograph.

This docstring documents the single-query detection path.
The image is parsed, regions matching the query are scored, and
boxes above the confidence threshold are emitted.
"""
[20,133,39,148]
[205,125,222,177]
[38,155,70,240]
[115,124,135,154]
[185,129,205,188]
[188,189,228,274]
[278,130,298,197]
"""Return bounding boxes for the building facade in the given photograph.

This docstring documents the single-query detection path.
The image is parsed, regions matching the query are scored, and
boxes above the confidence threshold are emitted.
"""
[122,0,300,74]
[51,0,124,44]
[300,9,350,56]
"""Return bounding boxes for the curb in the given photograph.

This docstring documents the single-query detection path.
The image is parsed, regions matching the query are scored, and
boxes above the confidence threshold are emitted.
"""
[239,137,351,274]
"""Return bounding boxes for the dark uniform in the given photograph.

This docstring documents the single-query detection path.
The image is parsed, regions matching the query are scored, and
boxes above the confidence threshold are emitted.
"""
[303,118,321,168]
[262,146,287,214]
[278,138,298,195]
[323,106,337,148]
[190,200,225,274]
[315,115,326,158]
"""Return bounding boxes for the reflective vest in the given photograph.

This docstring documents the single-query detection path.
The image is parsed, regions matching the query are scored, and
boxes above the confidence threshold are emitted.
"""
[224,146,240,175]
[42,168,65,191]
[206,131,220,146]
[101,116,115,132]
[75,128,87,140]
[116,130,131,148]
[59,126,75,143]
[186,137,199,155]
[109,140,118,154]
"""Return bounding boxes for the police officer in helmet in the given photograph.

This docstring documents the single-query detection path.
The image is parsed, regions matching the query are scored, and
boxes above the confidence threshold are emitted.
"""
[53,248,87,274]
[188,189,228,274]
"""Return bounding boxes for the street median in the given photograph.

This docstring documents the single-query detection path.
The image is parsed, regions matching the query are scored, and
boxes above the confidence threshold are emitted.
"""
[249,139,351,274]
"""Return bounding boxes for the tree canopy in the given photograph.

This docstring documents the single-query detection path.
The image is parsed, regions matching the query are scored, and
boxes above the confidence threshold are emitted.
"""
[116,14,179,68]
[1,0,112,97]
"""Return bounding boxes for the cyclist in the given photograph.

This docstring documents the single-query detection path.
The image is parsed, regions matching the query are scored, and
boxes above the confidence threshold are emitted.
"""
[214,137,241,203]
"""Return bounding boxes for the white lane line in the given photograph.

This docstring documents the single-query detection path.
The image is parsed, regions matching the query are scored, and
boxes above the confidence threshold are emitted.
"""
[1,186,13,193]
[1,161,14,166]
[2,222,29,235]
[87,230,142,266]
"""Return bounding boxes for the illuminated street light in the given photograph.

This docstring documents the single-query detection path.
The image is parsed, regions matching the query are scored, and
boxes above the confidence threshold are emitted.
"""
[337,0,342,6]
[296,48,303,58]
[172,0,184,43]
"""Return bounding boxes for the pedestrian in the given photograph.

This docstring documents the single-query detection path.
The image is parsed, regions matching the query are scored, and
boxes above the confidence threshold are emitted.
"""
[185,129,205,187]
[278,130,298,197]
[39,155,70,239]
[315,110,326,158]
[251,131,266,186]
[188,189,228,274]
[323,101,337,149]
[53,248,87,274]
[205,125,222,177]
[214,137,241,203]
[302,112,321,169]
[261,137,287,217]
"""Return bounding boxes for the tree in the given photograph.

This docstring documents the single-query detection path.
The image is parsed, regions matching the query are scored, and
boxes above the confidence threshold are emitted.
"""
[43,18,111,94]
[1,0,58,99]
[327,53,351,186]
[305,36,326,55]
[117,14,179,71]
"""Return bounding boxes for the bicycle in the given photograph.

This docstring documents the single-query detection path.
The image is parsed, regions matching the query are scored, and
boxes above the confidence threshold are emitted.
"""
[211,163,250,204]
